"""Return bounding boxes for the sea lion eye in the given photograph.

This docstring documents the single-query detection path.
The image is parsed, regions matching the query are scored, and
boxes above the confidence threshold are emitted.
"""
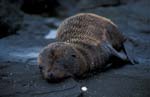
[71,54,76,58]
[39,65,43,70]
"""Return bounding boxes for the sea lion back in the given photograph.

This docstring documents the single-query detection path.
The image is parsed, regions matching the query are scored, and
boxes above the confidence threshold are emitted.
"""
[56,13,125,49]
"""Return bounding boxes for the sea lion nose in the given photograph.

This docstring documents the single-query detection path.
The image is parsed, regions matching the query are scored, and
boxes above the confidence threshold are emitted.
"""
[48,72,54,78]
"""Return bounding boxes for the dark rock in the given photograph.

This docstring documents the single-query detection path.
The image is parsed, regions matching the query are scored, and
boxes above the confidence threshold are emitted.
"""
[54,0,142,17]
[0,0,23,38]
[56,0,80,16]
[77,0,122,10]
[21,0,60,16]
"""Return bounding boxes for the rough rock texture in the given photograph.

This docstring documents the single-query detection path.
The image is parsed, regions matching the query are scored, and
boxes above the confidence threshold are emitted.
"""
[0,0,23,38]
[56,0,145,16]
[0,62,81,97]
[0,0,150,97]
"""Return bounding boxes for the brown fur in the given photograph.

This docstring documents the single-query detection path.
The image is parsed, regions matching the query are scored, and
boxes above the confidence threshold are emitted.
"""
[38,13,126,82]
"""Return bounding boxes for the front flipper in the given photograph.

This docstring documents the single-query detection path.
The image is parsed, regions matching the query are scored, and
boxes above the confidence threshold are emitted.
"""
[105,43,131,66]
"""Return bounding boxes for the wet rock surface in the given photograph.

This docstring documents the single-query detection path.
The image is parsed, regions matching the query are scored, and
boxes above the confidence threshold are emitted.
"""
[0,0,150,97]
[0,62,81,97]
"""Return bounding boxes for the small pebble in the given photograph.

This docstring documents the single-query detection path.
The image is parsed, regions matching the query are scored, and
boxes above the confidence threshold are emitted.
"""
[81,86,88,92]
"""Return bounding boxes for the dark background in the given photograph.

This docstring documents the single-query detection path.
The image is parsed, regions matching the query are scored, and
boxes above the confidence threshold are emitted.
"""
[0,0,150,97]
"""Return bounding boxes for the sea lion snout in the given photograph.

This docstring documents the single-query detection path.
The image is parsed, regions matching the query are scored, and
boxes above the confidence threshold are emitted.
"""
[39,61,71,82]
[39,62,72,82]
[45,69,70,82]
[48,72,54,78]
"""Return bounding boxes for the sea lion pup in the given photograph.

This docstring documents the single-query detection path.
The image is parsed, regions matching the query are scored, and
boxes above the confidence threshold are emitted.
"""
[38,13,132,82]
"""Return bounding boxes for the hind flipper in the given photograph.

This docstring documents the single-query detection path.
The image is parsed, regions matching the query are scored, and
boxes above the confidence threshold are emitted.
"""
[103,43,133,67]
[122,39,138,64]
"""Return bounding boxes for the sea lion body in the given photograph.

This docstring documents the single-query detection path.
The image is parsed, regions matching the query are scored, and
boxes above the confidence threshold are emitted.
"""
[38,13,128,82]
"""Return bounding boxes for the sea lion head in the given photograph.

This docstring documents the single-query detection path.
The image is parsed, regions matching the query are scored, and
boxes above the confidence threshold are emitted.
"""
[38,42,84,82]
